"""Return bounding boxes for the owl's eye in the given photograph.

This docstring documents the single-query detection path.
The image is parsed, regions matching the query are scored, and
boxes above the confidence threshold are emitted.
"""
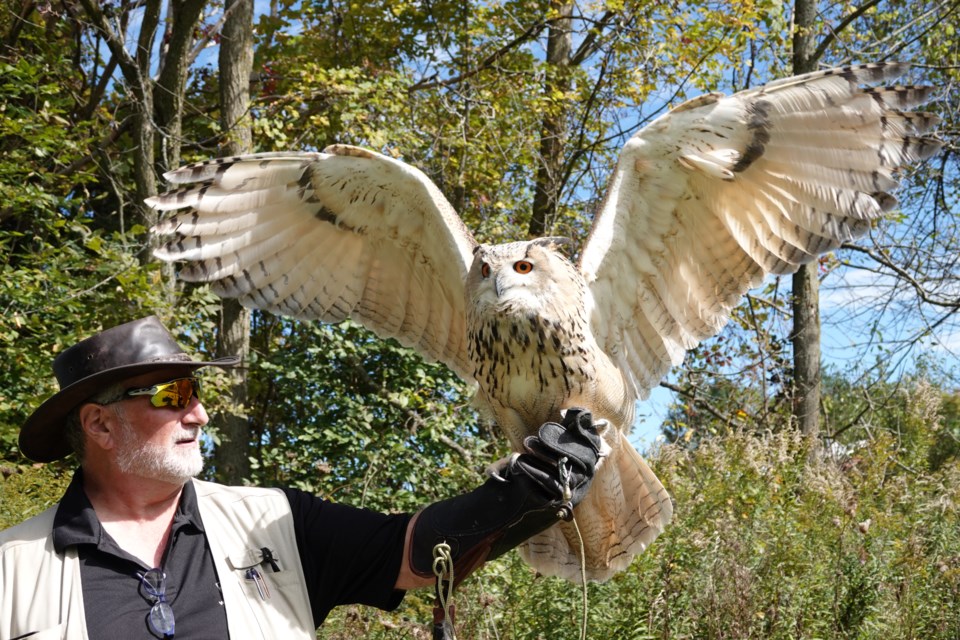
[481,263,491,278]
[513,260,534,274]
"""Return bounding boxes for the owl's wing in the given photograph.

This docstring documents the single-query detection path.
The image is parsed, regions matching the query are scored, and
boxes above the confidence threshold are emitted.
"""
[148,145,478,381]
[580,62,941,402]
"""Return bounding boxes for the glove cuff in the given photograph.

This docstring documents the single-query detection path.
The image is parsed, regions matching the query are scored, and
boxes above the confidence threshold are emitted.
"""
[408,470,563,585]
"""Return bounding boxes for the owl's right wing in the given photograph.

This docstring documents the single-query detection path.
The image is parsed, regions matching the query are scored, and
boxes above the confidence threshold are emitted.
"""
[148,145,478,382]
[579,63,941,403]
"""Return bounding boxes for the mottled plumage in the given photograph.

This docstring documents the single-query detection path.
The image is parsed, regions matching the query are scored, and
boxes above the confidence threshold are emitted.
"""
[148,63,941,582]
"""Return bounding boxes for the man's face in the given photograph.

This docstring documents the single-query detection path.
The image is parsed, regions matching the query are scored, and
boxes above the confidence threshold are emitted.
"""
[110,370,209,485]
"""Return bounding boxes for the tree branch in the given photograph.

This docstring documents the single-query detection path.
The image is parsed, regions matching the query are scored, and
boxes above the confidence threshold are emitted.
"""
[569,9,618,66]
[408,18,551,92]
[840,242,960,309]
[71,0,140,86]
[659,380,751,431]
[345,355,473,463]
[812,0,883,63]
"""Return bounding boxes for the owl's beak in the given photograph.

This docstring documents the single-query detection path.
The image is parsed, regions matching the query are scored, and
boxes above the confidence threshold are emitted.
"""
[494,273,509,299]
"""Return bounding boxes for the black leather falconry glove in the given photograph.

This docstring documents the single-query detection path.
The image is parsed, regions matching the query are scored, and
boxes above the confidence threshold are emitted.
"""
[408,408,603,585]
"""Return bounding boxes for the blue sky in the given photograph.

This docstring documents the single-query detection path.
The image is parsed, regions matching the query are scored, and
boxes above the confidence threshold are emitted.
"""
[629,262,960,451]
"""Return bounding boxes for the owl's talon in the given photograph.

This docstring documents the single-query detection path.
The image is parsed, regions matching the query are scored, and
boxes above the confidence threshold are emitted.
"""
[558,456,573,501]
[486,453,521,481]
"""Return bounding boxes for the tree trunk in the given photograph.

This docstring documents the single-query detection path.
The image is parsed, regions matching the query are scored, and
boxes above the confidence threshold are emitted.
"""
[218,0,255,158]
[790,0,821,441]
[215,300,252,484]
[74,0,199,288]
[154,0,208,174]
[212,0,255,484]
[153,0,207,295]
[529,0,573,238]
[130,0,161,214]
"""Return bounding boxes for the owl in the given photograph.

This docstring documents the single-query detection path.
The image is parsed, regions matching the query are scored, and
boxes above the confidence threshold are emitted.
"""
[148,63,941,582]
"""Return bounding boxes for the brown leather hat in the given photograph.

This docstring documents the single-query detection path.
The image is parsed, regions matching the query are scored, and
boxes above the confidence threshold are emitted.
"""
[19,315,240,462]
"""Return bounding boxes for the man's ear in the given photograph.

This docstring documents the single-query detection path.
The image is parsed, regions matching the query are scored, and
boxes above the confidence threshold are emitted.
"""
[78,403,118,452]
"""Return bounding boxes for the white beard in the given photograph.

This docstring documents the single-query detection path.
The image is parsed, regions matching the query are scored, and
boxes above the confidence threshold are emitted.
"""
[113,406,204,484]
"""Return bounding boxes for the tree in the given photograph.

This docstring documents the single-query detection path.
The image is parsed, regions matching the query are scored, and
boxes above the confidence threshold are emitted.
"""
[529,1,573,238]
[75,0,204,240]
[0,0,951,483]
[213,0,255,484]
[790,0,822,443]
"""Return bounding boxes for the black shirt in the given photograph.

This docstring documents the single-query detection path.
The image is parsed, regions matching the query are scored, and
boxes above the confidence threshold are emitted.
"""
[51,470,410,638]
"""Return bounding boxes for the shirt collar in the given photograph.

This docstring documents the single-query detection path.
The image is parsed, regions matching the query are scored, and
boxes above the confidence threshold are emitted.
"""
[52,468,205,554]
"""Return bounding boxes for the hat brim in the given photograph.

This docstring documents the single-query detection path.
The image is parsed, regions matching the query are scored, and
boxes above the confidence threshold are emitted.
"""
[19,355,240,463]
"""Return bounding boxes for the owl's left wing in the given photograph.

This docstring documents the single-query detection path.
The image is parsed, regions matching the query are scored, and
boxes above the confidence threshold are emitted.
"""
[580,63,941,402]
[148,145,478,381]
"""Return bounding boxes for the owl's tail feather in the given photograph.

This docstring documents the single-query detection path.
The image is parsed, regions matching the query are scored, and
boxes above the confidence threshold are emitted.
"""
[519,430,672,582]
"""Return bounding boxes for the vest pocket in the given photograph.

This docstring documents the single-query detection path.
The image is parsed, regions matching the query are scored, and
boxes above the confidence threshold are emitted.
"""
[237,567,304,602]
[227,547,303,603]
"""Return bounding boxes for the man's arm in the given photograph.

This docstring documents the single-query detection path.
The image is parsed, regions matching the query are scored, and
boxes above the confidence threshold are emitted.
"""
[393,408,603,590]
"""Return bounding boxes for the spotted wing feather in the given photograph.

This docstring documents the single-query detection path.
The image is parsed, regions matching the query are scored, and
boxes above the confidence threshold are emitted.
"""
[581,62,941,402]
[149,146,478,381]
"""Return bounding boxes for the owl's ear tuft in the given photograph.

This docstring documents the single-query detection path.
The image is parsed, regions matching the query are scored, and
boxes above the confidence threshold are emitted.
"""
[531,236,576,255]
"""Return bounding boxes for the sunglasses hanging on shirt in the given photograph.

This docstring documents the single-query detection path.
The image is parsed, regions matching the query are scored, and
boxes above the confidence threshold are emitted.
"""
[139,568,176,638]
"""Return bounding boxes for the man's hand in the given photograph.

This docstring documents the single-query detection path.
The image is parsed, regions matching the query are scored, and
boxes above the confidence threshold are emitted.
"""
[402,408,604,588]
[509,408,603,513]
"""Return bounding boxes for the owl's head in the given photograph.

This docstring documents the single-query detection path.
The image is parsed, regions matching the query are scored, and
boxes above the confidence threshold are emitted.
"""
[466,237,583,317]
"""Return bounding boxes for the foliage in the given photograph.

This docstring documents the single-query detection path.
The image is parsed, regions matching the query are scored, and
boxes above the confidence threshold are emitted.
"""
[663,359,960,474]
[3,375,959,639]
[0,462,73,527]
[235,315,495,512]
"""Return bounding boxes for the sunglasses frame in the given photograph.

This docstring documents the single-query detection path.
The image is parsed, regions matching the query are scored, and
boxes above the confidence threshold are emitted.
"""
[125,377,200,409]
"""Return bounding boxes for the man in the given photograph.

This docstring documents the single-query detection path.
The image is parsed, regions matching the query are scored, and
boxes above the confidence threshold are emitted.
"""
[0,315,602,639]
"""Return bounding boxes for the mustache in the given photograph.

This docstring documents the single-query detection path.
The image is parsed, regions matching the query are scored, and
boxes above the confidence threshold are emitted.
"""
[173,428,202,443]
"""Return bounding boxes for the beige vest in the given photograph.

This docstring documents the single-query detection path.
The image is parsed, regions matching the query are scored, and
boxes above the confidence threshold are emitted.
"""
[0,480,315,640]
